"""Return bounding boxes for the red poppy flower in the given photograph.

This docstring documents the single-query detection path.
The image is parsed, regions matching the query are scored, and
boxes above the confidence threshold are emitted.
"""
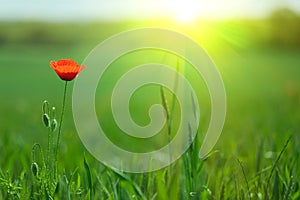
[50,59,85,81]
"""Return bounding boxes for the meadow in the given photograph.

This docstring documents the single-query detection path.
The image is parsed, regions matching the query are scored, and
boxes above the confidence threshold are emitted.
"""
[0,15,300,199]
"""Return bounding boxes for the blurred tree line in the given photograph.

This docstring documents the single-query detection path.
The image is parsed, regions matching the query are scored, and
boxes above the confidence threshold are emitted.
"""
[0,7,299,48]
[223,7,300,48]
[266,7,300,47]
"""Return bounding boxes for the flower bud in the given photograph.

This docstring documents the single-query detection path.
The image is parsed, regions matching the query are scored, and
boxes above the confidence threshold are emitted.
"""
[50,119,58,132]
[31,162,39,177]
[42,114,50,127]
[42,100,49,114]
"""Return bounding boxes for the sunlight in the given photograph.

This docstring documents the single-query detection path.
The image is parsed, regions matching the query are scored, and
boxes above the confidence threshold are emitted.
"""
[165,0,199,23]
[162,0,239,22]
[176,10,197,23]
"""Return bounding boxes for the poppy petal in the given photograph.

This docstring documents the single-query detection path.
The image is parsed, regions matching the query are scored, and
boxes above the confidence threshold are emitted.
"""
[50,59,85,81]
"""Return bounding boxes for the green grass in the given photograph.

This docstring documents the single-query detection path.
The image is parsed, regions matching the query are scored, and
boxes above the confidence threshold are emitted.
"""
[0,21,300,199]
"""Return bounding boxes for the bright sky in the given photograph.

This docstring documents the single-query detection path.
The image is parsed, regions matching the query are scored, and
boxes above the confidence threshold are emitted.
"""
[0,0,299,21]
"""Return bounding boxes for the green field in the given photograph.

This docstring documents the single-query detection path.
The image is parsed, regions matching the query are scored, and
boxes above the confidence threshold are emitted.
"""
[0,20,300,199]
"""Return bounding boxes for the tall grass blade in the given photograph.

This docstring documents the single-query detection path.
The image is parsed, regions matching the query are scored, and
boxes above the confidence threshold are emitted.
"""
[237,158,251,200]
[266,134,292,190]
[156,170,168,200]
[271,170,279,200]
[83,156,93,200]
[284,176,294,200]
[111,168,146,200]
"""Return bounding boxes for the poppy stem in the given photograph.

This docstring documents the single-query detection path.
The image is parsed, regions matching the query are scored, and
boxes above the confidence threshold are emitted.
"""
[47,126,51,171]
[55,80,68,175]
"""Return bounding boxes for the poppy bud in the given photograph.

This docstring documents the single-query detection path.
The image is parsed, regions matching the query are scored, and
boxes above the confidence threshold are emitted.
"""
[42,114,50,127]
[50,119,58,132]
[42,100,49,114]
[31,162,39,177]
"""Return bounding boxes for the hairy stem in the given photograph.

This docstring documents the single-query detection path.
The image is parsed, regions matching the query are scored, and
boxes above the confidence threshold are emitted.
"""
[54,81,68,175]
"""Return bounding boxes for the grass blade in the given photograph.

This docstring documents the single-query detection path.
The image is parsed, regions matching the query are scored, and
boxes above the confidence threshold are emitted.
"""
[266,134,292,190]
[83,156,93,200]
[237,158,251,200]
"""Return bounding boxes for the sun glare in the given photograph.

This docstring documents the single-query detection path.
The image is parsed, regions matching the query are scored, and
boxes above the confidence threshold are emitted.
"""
[165,0,199,23]
[176,10,197,23]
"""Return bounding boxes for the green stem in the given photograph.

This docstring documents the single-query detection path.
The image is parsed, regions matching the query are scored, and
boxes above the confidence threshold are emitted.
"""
[168,58,180,175]
[32,143,46,169]
[55,81,68,174]
[47,127,51,170]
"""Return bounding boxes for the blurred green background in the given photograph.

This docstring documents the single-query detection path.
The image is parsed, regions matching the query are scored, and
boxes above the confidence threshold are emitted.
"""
[0,0,300,192]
